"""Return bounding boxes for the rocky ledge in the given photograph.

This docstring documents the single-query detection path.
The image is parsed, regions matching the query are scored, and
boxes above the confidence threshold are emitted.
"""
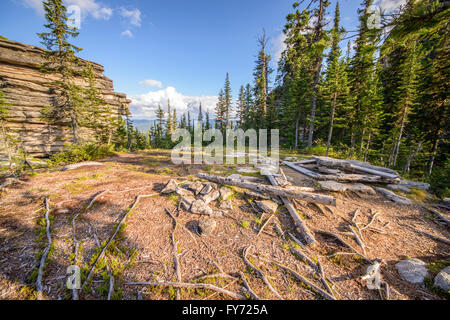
[0,38,131,158]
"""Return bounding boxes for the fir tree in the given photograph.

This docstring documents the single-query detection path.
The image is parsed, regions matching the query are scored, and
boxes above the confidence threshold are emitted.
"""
[37,0,85,144]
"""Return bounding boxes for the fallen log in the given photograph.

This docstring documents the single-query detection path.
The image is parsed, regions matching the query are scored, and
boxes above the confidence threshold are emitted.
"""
[283,161,394,184]
[282,161,322,179]
[421,205,450,227]
[197,172,336,206]
[267,175,316,245]
[313,156,398,177]
[375,188,413,205]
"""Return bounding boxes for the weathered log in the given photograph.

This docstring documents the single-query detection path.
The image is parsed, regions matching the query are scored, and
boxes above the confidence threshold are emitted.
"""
[313,156,398,176]
[283,161,394,184]
[282,161,322,179]
[267,175,316,245]
[197,172,336,206]
[375,188,413,205]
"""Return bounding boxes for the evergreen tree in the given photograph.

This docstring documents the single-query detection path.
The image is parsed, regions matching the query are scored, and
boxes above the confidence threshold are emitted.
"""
[253,31,272,128]
[322,1,349,156]
[37,0,85,144]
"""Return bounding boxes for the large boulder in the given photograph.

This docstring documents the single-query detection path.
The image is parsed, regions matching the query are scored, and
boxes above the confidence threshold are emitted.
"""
[395,258,429,284]
[434,266,450,291]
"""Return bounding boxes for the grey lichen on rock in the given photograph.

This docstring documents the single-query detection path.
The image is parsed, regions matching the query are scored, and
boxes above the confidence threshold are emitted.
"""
[395,258,429,284]
[434,266,450,291]
[198,217,216,235]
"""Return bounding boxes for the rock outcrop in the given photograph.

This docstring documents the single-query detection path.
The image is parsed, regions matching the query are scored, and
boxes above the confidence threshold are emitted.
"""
[0,38,131,158]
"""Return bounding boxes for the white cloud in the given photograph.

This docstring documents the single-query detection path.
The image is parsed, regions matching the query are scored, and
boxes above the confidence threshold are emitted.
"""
[130,87,218,120]
[140,79,163,88]
[23,0,113,20]
[374,0,407,13]
[119,7,142,27]
[271,32,287,64]
[121,30,133,38]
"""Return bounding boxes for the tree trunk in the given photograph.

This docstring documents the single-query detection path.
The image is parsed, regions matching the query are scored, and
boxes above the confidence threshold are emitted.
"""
[403,141,423,175]
[308,0,325,149]
[427,137,439,176]
[393,106,408,166]
[326,93,337,157]
[295,115,299,149]
[359,127,366,154]
[363,131,371,162]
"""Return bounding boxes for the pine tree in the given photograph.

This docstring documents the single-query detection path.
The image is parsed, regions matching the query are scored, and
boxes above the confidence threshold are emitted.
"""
[198,102,203,125]
[348,0,381,156]
[307,0,330,148]
[253,31,272,128]
[223,73,232,129]
[323,1,349,156]
[237,85,245,127]
[205,111,211,130]
[37,0,85,144]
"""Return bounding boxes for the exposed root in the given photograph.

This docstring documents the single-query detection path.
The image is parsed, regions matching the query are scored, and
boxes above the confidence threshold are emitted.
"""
[82,193,158,289]
[125,281,246,300]
[242,246,283,300]
[239,271,260,300]
[36,197,52,300]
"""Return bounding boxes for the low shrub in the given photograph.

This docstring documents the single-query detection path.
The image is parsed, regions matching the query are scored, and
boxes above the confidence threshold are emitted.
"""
[48,143,115,167]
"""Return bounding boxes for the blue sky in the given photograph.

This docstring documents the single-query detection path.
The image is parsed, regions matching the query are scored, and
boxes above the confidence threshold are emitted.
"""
[1,0,404,120]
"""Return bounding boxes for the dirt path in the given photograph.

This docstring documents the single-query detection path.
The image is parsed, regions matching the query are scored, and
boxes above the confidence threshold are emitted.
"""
[0,150,448,300]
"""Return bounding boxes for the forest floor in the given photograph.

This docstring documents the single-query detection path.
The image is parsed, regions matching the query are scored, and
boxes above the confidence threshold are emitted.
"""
[0,149,448,300]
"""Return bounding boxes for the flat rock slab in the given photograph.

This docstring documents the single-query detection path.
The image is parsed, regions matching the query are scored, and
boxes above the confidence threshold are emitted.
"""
[395,258,429,284]
[219,199,233,210]
[434,266,450,291]
[198,217,217,235]
[161,179,178,194]
[219,187,233,200]
[255,200,278,214]
[188,181,204,195]
[176,186,194,198]
[200,190,220,205]
[189,199,213,215]
[61,161,104,171]
[318,181,348,192]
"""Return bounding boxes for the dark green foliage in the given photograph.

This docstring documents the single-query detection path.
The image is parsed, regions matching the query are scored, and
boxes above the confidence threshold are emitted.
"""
[47,143,115,167]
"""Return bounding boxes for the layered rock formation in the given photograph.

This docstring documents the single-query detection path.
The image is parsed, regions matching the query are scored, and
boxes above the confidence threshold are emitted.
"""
[0,38,131,157]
